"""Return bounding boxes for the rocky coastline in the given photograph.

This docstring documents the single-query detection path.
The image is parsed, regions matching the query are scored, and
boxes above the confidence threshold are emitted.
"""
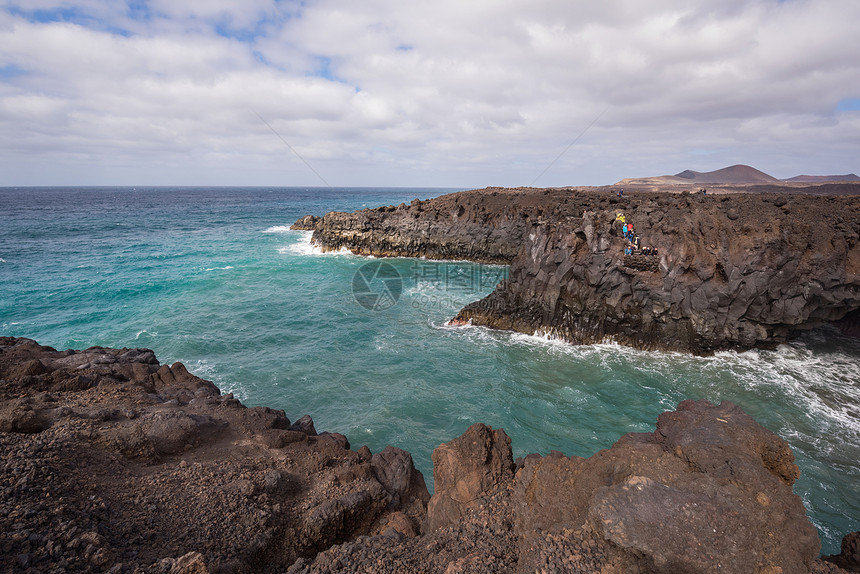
[293,184,860,354]
[1,337,858,573]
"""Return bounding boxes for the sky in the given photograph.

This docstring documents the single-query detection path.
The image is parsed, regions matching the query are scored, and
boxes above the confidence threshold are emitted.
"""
[1,0,858,188]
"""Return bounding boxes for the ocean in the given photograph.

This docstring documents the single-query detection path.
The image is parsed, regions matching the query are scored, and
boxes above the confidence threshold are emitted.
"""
[1,186,857,554]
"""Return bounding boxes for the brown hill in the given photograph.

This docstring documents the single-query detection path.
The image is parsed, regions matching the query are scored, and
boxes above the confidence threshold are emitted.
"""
[618,164,781,186]
[673,164,780,184]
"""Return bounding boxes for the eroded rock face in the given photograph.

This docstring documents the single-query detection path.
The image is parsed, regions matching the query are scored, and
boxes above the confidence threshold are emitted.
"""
[0,338,429,573]
[423,400,820,574]
[294,185,860,353]
[371,446,431,516]
[454,192,860,353]
[825,531,860,572]
[295,400,840,573]
[426,422,513,532]
[291,187,557,264]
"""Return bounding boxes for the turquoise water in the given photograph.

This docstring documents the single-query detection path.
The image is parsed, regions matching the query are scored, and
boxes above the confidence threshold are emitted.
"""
[1,187,857,554]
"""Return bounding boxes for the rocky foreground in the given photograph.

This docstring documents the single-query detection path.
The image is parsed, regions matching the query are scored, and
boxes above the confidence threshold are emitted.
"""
[293,184,860,353]
[1,337,858,573]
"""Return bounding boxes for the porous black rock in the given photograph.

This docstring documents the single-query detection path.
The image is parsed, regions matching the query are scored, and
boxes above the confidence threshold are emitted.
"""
[294,186,860,353]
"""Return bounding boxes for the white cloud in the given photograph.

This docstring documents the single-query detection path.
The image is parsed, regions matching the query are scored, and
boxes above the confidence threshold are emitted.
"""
[0,0,858,186]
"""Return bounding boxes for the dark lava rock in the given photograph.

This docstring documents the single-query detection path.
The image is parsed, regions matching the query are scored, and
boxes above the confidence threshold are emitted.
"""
[291,414,318,436]
[0,338,428,573]
[451,190,860,353]
[292,214,322,230]
[544,400,819,573]
[295,187,860,353]
[370,446,430,516]
[299,399,842,573]
[291,186,544,264]
[825,531,860,572]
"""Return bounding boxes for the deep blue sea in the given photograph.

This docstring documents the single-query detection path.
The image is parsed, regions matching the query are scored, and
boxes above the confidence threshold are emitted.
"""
[1,186,857,553]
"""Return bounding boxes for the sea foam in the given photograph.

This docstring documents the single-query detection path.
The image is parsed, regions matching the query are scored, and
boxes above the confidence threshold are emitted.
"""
[262,225,293,233]
[278,230,352,256]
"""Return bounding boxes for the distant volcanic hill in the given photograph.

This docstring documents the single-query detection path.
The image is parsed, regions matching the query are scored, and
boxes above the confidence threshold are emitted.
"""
[673,164,780,184]
[618,164,779,186]
[783,174,860,182]
[617,164,859,186]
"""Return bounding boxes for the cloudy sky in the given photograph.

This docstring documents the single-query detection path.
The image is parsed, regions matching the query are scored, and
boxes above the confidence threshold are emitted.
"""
[1,0,858,187]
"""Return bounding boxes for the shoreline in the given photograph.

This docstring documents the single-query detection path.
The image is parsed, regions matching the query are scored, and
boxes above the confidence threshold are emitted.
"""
[1,336,857,573]
[294,184,860,355]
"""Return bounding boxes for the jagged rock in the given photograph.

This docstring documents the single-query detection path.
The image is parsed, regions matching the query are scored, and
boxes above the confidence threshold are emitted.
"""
[242,405,291,432]
[291,214,322,230]
[1,338,851,573]
[0,338,430,573]
[166,552,209,574]
[300,483,390,553]
[515,400,820,573]
[295,187,860,353]
[427,422,514,532]
[297,400,839,573]
[371,446,430,516]
[826,531,860,572]
[292,187,540,263]
[291,414,318,436]
[451,190,860,353]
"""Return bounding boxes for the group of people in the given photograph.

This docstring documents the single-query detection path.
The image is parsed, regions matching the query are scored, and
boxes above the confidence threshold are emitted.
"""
[615,213,659,257]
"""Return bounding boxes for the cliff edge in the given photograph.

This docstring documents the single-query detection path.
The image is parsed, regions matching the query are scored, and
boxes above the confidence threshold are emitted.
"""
[295,186,860,353]
[0,337,429,573]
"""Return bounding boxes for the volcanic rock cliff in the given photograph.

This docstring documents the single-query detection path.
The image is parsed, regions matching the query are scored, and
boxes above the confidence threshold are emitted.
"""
[2,338,857,573]
[292,190,547,264]
[294,186,860,353]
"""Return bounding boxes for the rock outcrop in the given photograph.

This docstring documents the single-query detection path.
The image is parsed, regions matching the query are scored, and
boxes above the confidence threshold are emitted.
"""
[454,191,860,353]
[424,400,821,573]
[825,531,860,572]
[291,188,562,264]
[2,339,854,573]
[295,186,860,353]
[0,337,428,573]
[298,400,849,574]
